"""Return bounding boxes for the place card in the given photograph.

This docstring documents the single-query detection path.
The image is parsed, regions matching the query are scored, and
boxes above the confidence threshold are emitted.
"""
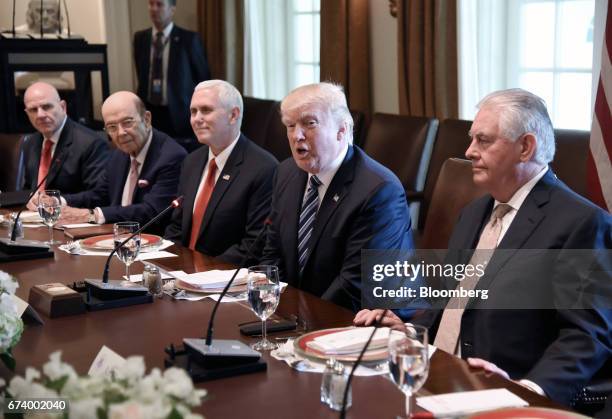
[88,345,127,377]
[417,388,528,416]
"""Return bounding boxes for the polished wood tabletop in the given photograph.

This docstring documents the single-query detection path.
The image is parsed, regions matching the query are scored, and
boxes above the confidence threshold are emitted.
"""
[0,224,569,418]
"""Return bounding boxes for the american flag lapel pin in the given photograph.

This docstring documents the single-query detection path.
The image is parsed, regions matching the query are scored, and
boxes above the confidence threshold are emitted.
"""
[333,194,339,202]
[222,174,231,181]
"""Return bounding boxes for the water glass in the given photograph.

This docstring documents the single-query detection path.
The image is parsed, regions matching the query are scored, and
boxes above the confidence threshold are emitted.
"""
[247,265,281,351]
[388,324,429,417]
[113,222,141,281]
[37,190,62,245]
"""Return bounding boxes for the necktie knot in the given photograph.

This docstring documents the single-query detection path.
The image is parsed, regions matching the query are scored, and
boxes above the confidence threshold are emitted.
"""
[491,203,512,225]
[309,175,322,190]
[208,158,217,174]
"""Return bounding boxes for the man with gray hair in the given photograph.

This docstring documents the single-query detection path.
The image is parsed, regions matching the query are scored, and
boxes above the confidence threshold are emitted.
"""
[165,80,277,263]
[261,82,413,310]
[355,88,611,407]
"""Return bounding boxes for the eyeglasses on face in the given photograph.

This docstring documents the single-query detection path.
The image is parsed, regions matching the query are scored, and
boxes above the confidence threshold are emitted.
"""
[104,118,140,134]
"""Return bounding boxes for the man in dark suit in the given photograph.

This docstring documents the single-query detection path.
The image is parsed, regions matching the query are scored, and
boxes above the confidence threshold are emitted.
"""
[22,82,109,208]
[59,91,186,229]
[164,80,277,264]
[355,89,611,406]
[260,82,413,311]
[133,0,210,150]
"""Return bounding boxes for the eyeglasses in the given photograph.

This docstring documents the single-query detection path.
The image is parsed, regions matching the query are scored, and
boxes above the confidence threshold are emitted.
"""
[104,118,139,134]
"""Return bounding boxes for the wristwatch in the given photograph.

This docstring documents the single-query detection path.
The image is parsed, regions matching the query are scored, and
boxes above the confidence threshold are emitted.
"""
[87,209,96,224]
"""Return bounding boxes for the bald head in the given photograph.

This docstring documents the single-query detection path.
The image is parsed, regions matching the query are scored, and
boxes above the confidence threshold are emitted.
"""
[24,82,67,138]
[102,91,152,156]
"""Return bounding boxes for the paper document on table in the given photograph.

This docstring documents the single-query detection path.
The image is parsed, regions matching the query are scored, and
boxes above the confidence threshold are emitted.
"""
[88,345,127,378]
[417,389,528,416]
[174,268,249,290]
[62,223,99,229]
[20,211,43,223]
[306,327,390,354]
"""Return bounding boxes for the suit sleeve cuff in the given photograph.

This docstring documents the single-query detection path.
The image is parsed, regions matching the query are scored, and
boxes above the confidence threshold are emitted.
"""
[518,379,546,396]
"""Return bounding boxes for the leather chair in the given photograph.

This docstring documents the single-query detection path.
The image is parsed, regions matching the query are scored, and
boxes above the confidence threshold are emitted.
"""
[241,96,279,148]
[420,158,487,249]
[350,109,366,147]
[0,133,26,192]
[362,113,439,225]
[418,118,473,230]
[551,128,590,199]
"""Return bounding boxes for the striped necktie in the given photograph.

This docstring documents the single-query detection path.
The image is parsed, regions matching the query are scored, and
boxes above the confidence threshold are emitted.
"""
[297,175,322,273]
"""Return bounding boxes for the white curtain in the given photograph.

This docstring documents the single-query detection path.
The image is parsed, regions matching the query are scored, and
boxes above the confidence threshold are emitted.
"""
[243,0,290,100]
[457,0,508,119]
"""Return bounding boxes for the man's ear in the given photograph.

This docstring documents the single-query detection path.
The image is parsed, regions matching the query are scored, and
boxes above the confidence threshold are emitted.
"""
[519,133,537,162]
[337,122,347,142]
[144,110,152,127]
[229,107,240,125]
[60,100,67,113]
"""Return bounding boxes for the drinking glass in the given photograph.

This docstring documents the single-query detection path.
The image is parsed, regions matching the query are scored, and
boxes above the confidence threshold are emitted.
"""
[113,222,141,281]
[388,324,429,418]
[37,189,62,245]
[247,265,281,351]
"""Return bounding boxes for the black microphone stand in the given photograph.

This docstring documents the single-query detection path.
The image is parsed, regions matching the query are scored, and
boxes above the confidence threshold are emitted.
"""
[83,197,182,310]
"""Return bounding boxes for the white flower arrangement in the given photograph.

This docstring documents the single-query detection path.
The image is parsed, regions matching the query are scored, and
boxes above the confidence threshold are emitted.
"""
[0,270,23,370]
[3,351,207,419]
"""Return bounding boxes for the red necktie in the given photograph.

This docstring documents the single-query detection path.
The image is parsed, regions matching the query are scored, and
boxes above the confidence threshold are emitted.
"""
[189,159,217,250]
[37,139,53,190]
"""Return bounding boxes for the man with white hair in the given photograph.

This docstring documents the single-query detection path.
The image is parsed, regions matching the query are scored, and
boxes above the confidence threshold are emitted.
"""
[355,88,611,407]
[261,82,413,310]
[165,80,277,264]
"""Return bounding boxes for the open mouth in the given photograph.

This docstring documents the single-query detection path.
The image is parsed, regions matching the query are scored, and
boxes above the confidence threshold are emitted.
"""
[295,146,309,158]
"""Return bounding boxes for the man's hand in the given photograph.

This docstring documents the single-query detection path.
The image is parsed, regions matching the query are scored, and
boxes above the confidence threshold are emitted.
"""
[353,309,404,329]
[467,357,510,380]
[58,207,90,224]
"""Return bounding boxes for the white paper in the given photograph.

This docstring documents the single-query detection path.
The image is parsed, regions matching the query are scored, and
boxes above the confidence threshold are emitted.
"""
[20,211,43,223]
[175,268,249,289]
[136,250,177,261]
[12,295,29,317]
[417,388,528,416]
[206,281,288,302]
[58,239,174,257]
[307,327,390,354]
[62,223,99,228]
[88,345,127,377]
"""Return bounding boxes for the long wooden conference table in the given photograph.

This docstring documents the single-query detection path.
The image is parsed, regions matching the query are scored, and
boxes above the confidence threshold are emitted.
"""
[0,224,569,418]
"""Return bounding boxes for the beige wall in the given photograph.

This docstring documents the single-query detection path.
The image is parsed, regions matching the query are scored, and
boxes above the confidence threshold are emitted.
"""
[369,0,399,115]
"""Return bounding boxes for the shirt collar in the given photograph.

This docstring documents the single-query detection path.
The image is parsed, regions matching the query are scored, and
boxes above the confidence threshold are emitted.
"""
[207,133,241,172]
[132,129,153,166]
[47,115,67,144]
[310,143,349,188]
[152,22,173,39]
[494,166,548,212]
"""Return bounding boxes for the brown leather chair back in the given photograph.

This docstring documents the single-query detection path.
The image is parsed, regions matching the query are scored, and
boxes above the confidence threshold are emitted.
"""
[242,96,279,148]
[420,158,488,249]
[0,133,25,192]
[363,113,438,197]
[551,128,590,198]
[420,118,473,229]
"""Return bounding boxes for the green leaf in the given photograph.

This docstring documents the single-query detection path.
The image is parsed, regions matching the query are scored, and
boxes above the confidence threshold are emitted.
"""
[166,406,183,419]
[0,351,16,371]
[45,375,69,393]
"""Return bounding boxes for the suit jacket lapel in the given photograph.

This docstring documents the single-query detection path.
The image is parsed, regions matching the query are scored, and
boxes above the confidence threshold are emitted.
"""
[141,31,152,90]
[132,134,159,203]
[110,152,130,206]
[472,171,553,301]
[197,136,245,240]
[182,147,208,243]
[302,147,355,270]
[46,119,73,188]
[167,26,180,92]
[28,134,44,186]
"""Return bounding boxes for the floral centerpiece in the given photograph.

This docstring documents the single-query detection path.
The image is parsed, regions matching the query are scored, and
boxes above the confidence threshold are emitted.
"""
[0,270,23,371]
[2,352,207,419]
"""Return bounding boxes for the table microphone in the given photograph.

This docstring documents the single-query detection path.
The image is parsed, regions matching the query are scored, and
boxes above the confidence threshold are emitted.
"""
[340,309,389,419]
[182,219,272,370]
[100,196,183,284]
[9,149,68,242]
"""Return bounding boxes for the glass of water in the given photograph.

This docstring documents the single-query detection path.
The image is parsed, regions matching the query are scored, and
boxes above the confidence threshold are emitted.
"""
[113,222,141,281]
[388,324,429,418]
[247,265,281,351]
[37,190,62,245]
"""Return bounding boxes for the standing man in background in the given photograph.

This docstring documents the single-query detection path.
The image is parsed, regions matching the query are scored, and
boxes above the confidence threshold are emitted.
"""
[133,0,210,151]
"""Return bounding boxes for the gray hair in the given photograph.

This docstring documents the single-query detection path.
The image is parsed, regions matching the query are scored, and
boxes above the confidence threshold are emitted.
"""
[477,88,555,164]
[194,79,243,127]
[282,82,354,144]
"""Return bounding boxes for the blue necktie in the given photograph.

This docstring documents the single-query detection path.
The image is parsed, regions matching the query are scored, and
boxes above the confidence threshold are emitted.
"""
[297,175,322,273]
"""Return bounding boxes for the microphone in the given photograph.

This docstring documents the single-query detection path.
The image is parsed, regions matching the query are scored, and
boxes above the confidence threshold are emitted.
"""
[101,196,183,283]
[10,148,67,241]
[83,197,183,308]
[57,0,61,36]
[204,218,272,346]
[180,219,272,378]
[340,309,389,419]
[11,0,15,37]
[39,0,43,38]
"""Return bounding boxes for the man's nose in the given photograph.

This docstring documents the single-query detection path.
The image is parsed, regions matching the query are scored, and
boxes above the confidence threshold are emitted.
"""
[465,138,477,160]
